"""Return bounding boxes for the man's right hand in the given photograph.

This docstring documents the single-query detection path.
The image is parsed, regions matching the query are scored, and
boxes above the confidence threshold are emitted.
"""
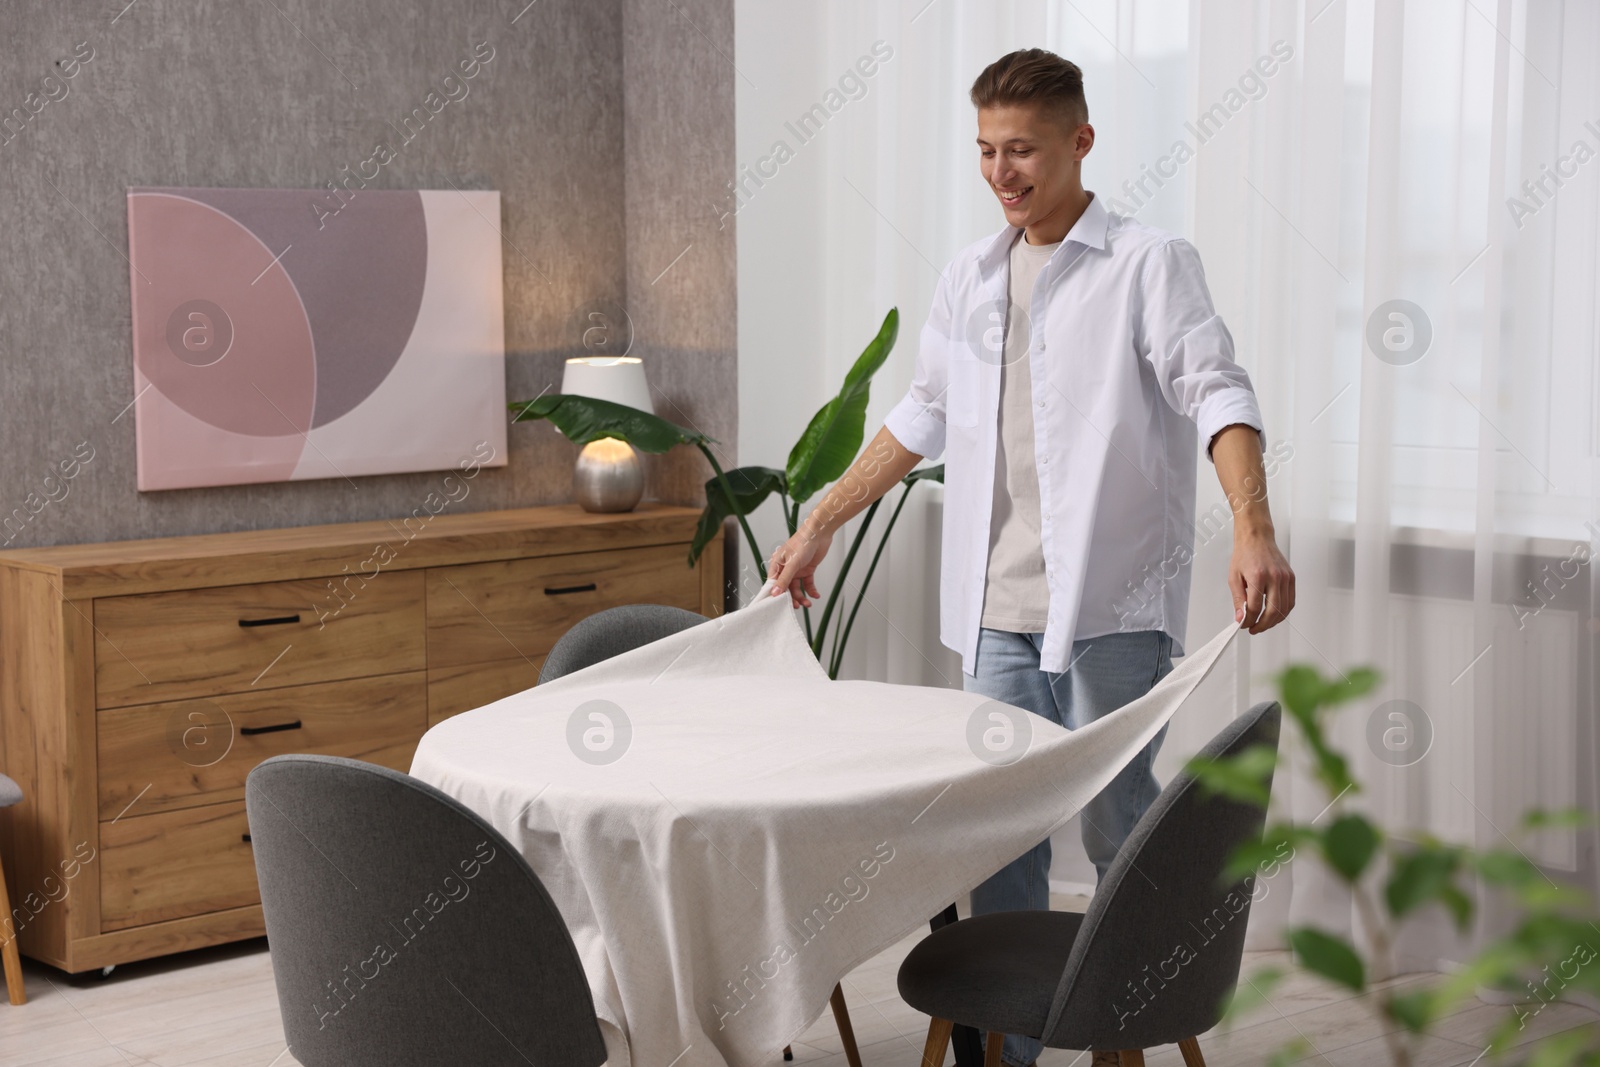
[767,528,833,609]
[762,426,923,609]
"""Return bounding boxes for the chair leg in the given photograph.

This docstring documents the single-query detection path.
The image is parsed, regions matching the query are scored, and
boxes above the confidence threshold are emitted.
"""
[0,849,25,1005]
[1177,1037,1205,1067]
[921,1017,954,1067]
[983,1032,1005,1067]
[1119,1051,1146,1067]
[829,983,862,1067]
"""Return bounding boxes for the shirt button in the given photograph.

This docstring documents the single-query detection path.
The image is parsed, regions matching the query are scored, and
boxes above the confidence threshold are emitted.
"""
[1037,341,1046,351]
[1040,455,1049,464]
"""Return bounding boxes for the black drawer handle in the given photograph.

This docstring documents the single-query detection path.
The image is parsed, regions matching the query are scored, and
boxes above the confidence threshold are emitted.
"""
[240,720,302,736]
[239,614,301,628]
[544,582,597,596]
[242,833,252,844]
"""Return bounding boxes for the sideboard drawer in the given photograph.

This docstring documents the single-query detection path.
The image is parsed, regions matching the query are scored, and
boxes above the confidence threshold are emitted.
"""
[100,802,259,932]
[94,572,426,708]
[98,672,427,820]
[426,543,701,667]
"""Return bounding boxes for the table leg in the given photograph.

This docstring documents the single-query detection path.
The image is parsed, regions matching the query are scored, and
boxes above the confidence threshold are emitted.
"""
[930,904,986,1066]
[830,984,864,1067]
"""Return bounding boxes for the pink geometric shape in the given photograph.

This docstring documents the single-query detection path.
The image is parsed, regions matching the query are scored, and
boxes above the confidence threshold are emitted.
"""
[133,368,307,490]
[169,187,428,427]
[128,193,317,438]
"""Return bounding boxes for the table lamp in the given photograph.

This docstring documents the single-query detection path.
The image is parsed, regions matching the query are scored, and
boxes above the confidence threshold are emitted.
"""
[561,355,652,513]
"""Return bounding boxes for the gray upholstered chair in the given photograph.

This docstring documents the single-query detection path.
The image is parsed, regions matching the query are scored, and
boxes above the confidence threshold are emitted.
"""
[245,754,607,1067]
[899,701,1283,1067]
[539,603,865,1067]
[537,602,712,685]
[0,772,24,1005]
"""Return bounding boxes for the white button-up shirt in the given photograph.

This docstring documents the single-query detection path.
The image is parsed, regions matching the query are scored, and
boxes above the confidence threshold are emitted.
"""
[883,192,1264,675]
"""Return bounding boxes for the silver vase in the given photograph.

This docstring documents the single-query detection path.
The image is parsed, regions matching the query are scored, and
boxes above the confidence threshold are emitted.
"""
[574,438,644,512]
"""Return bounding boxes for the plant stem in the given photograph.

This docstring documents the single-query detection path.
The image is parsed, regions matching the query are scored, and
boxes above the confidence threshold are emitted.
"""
[695,442,765,583]
[1351,878,1411,1067]
[811,498,880,670]
[1320,790,1411,1067]
[827,560,849,673]
[831,480,916,678]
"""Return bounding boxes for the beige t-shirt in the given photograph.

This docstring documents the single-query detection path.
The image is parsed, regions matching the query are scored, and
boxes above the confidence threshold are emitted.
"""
[979,230,1060,632]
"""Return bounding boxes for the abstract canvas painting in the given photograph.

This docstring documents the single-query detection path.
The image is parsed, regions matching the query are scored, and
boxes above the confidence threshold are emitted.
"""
[126,187,506,490]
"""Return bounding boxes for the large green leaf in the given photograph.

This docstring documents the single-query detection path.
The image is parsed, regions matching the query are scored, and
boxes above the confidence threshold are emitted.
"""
[1523,1028,1596,1067]
[1274,664,1365,798]
[1476,848,1541,888]
[690,466,787,566]
[1385,987,1436,1032]
[1385,843,1463,917]
[1278,665,1325,722]
[1219,966,1285,1027]
[1187,743,1280,806]
[1276,664,1380,722]
[1221,823,1312,883]
[1322,814,1381,883]
[1523,808,1596,831]
[508,393,707,453]
[1322,667,1381,705]
[1287,927,1366,991]
[1512,879,1590,911]
[785,309,900,503]
[1438,884,1474,931]
[1431,944,1523,1009]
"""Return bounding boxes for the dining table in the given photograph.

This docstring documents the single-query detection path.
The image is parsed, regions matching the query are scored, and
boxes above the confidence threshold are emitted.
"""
[410,582,1242,1067]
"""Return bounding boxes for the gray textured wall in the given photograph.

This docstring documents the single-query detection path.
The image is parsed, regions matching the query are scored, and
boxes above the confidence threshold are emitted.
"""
[0,0,735,549]
[622,0,738,508]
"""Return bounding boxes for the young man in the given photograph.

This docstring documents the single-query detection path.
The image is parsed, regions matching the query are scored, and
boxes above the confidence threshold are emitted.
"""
[767,49,1294,1066]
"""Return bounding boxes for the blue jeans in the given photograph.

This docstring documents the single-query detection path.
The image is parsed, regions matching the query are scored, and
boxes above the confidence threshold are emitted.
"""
[962,628,1174,1066]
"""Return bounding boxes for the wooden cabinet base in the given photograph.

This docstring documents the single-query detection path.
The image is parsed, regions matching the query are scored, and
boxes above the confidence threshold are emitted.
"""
[0,503,722,973]
[57,906,268,976]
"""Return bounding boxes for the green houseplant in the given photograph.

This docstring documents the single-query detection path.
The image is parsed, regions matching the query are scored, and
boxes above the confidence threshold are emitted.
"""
[509,308,943,678]
[1189,665,1599,1066]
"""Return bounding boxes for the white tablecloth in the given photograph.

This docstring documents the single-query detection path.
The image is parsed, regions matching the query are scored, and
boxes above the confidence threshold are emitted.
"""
[410,583,1242,1067]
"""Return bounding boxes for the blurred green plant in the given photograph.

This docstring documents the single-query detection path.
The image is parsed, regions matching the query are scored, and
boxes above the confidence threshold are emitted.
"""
[1189,665,1599,1067]
[508,307,943,678]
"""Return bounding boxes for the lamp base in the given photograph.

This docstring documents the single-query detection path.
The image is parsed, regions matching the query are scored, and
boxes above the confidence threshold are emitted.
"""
[574,439,644,512]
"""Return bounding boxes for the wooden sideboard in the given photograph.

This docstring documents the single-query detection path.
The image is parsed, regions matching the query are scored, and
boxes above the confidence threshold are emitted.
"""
[0,503,723,974]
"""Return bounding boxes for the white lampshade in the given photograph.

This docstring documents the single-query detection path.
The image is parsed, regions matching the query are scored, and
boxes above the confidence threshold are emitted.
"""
[561,356,653,414]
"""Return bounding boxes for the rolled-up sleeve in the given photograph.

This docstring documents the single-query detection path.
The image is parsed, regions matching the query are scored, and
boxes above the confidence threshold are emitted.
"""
[1136,238,1264,461]
[882,270,957,461]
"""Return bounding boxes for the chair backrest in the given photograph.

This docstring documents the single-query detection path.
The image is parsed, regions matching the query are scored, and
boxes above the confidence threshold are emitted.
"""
[246,755,607,1067]
[538,603,710,684]
[1043,700,1283,1050]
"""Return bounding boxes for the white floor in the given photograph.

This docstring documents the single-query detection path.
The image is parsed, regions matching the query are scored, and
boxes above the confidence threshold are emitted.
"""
[4,895,1595,1066]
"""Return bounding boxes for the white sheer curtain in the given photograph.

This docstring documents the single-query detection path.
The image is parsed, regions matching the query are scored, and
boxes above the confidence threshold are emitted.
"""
[735,0,1599,967]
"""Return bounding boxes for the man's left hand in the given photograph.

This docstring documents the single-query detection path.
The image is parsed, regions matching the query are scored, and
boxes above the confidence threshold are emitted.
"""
[1230,531,1294,634]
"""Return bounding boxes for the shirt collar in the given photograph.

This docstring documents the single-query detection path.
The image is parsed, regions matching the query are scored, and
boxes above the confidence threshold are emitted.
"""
[976,190,1109,274]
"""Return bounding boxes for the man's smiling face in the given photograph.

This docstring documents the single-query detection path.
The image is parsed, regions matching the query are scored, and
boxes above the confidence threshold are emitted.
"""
[976,103,1093,238]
